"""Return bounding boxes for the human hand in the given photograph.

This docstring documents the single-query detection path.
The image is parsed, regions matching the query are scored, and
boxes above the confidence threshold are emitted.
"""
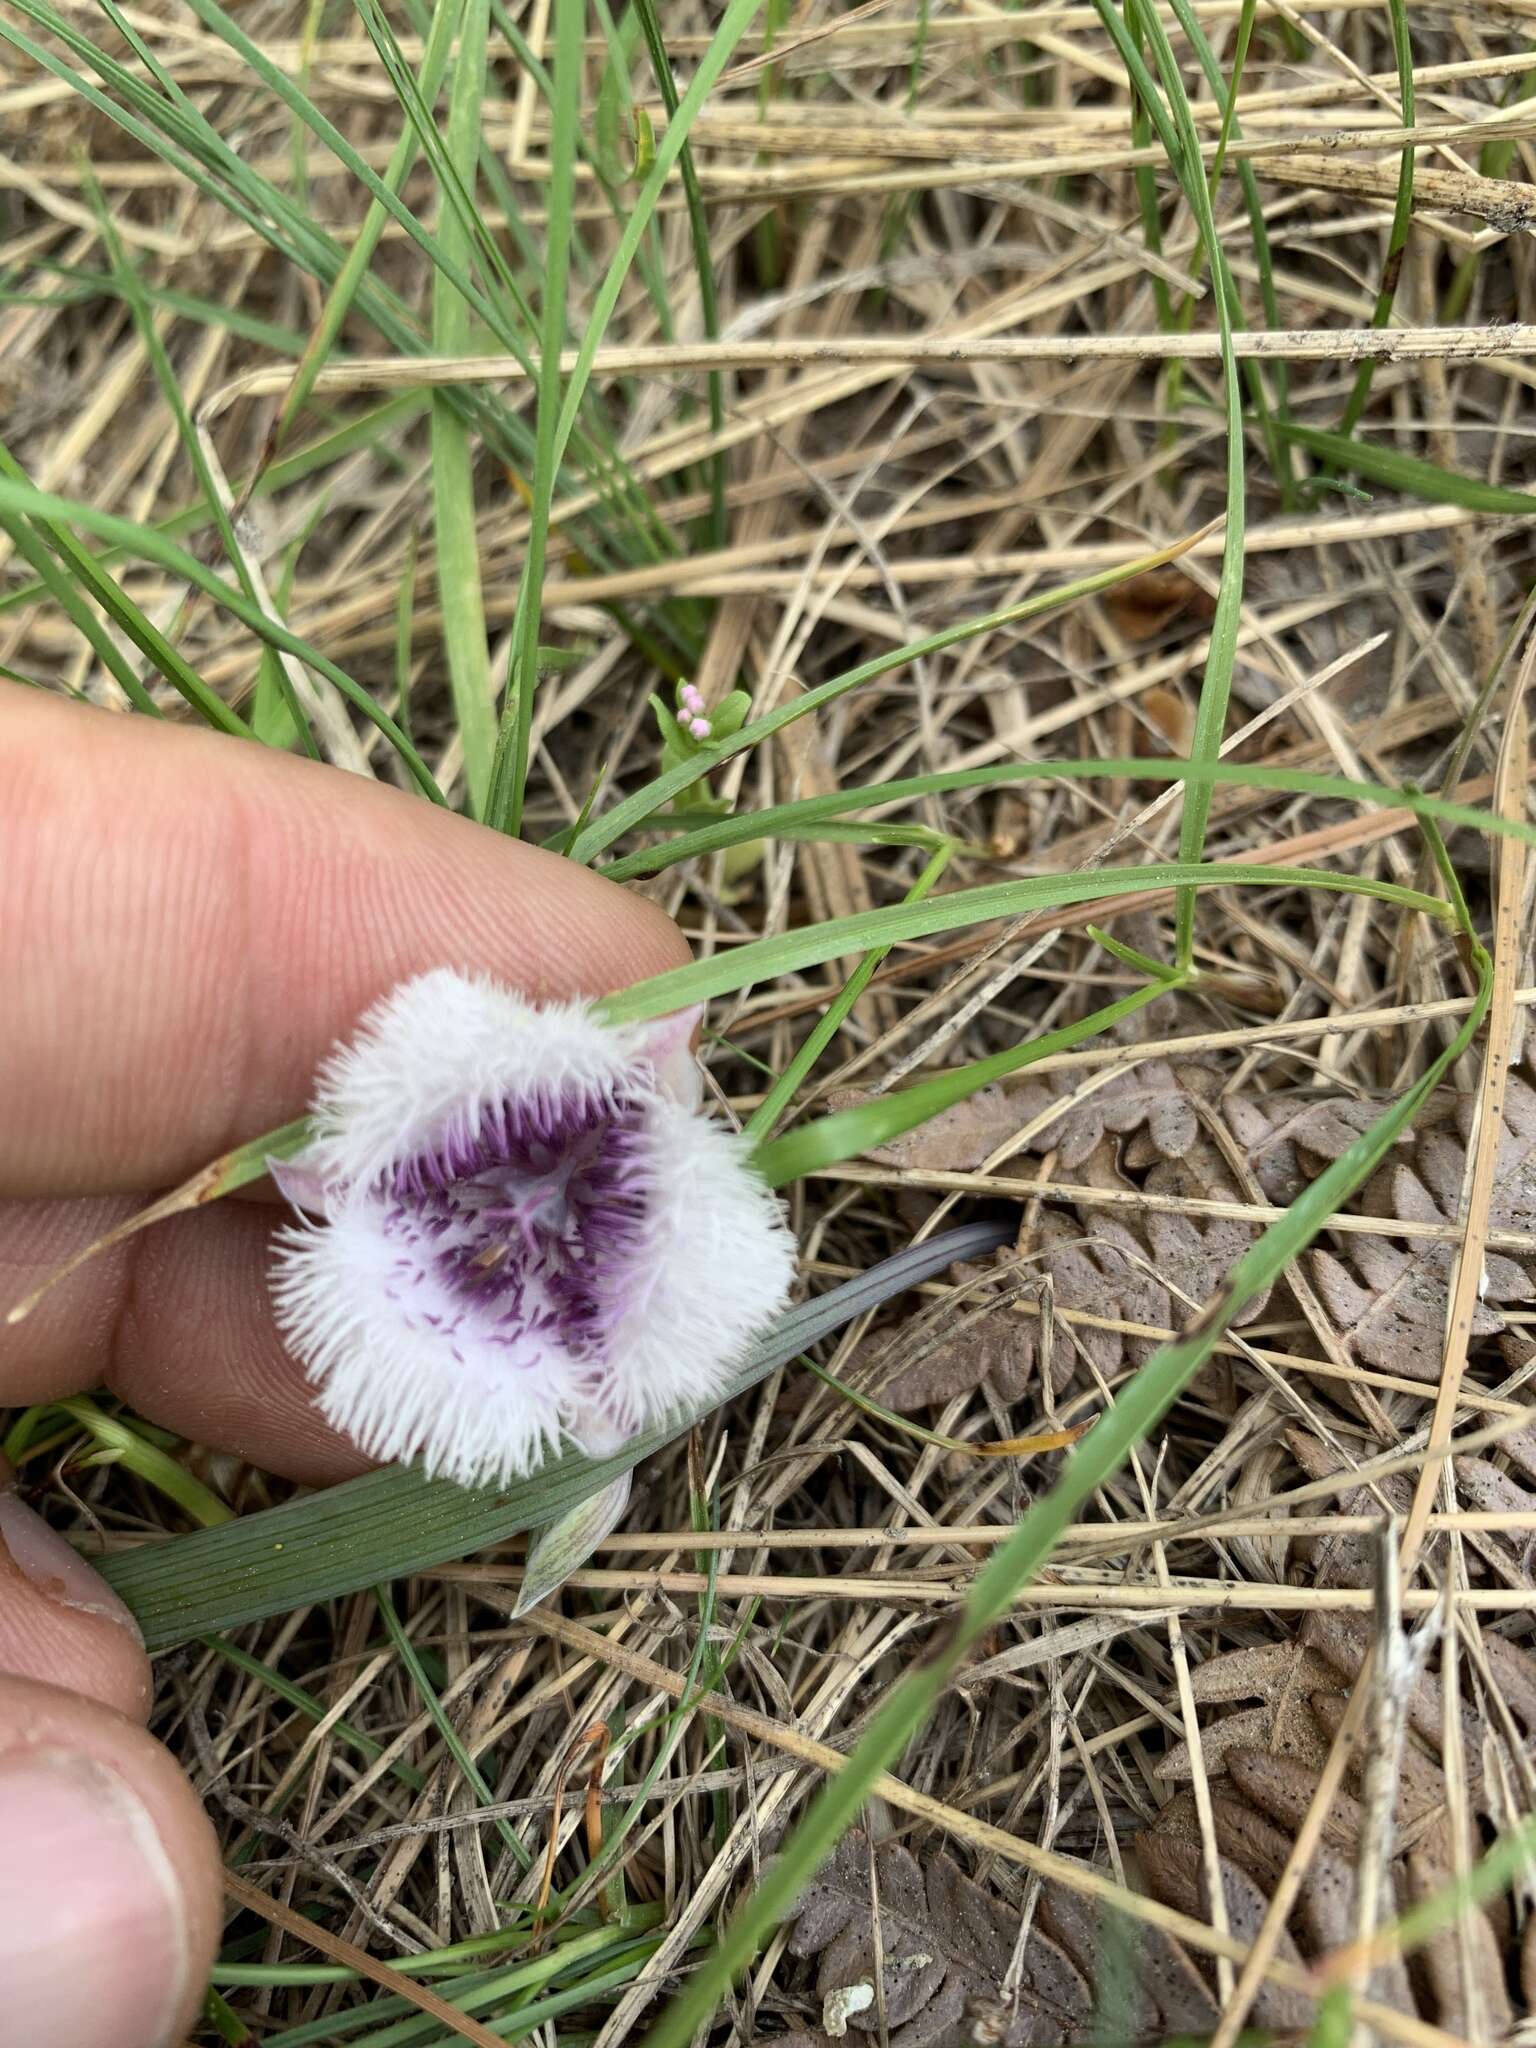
[0,688,689,2048]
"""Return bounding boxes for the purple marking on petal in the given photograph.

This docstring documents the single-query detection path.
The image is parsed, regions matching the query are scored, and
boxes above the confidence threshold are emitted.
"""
[369,1083,654,1377]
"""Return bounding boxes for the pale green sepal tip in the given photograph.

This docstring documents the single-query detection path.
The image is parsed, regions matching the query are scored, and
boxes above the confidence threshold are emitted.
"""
[513,1469,633,1618]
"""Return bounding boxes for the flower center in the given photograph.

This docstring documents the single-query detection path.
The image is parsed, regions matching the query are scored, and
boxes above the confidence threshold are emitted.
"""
[380,1090,650,1361]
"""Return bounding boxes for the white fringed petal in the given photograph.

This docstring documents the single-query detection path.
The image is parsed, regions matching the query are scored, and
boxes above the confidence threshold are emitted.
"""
[578,1100,798,1445]
[271,1198,575,1484]
[270,970,795,1488]
[297,967,662,1198]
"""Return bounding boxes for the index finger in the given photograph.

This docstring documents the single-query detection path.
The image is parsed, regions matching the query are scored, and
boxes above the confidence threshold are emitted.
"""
[3,690,690,1198]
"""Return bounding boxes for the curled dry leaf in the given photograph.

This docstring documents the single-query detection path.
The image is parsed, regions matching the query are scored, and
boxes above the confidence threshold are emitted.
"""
[1144,1616,1536,2034]
[837,1023,1294,1418]
[1103,568,1216,648]
[779,1830,1228,2048]
[782,1829,1091,2048]
[1231,1072,1536,1380]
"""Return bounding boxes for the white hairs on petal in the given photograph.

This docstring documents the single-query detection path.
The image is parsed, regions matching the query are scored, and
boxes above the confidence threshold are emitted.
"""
[584,1101,798,1443]
[270,970,796,1488]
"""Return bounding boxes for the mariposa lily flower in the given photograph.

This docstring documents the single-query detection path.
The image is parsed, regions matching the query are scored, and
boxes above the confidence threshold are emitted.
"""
[270,969,796,1488]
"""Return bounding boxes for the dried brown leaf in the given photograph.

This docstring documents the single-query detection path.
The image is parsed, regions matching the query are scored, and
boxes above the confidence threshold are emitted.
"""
[1036,1878,1219,2038]
[1403,1848,1515,2036]
[1156,1641,1341,1781]
[1455,1458,1536,1580]
[1225,1748,1368,1856]
[1134,1831,1314,2033]
[1235,1075,1536,1380]
[784,1831,1094,2048]
[1286,1433,1414,1588]
[850,1084,1020,1175]
[1480,1633,1536,1735]
[1009,1058,1220,1172]
[878,1256,1055,1411]
[847,1044,1282,1416]
[877,1129,1268,1415]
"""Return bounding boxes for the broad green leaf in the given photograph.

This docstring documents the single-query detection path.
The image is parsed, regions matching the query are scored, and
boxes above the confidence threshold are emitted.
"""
[100,1221,1010,1648]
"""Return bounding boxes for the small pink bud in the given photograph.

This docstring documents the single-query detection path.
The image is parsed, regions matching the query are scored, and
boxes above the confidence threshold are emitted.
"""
[688,715,711,739]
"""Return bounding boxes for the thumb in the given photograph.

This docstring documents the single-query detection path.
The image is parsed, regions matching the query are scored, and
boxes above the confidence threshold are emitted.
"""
[0,1482,221,2048]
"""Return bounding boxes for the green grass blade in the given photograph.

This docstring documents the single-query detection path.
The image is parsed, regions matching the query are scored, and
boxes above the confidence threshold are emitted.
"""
[374,1583,532,1868]
[600,754,1536,877]
[351,0,543,351]
[0,1,549,520]
[488,0,584,837]
[1120,0,1246,967]
[0,394,429,619]
[547,0,763,506]
[752,979,1175,1187]
[203,1636,427,1790]
[0,496,161,717]
[1125,0,1177,334]
[487,0,766,835]
[275,0,460,451]
[1277,420,1536,513]
[429,0,497,816]
[1335,0,1415,438]
[178,0,526,365]
[568,528,1215,862]
[743,843,953,1147]
[88,182,319,757]
[0,437,250,736]
[593,863,1451,1027]
[1442,60,1536,321]
[0,474,443,799]
[632,0,727,551]
[1164,0,1290,435]
[1347,1812,1536,1971]
[54,1394,233,1528]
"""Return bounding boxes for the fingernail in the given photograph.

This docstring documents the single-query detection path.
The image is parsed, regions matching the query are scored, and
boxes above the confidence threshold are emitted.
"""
[0,1749,188,2048]
[0,1491,142,1640]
